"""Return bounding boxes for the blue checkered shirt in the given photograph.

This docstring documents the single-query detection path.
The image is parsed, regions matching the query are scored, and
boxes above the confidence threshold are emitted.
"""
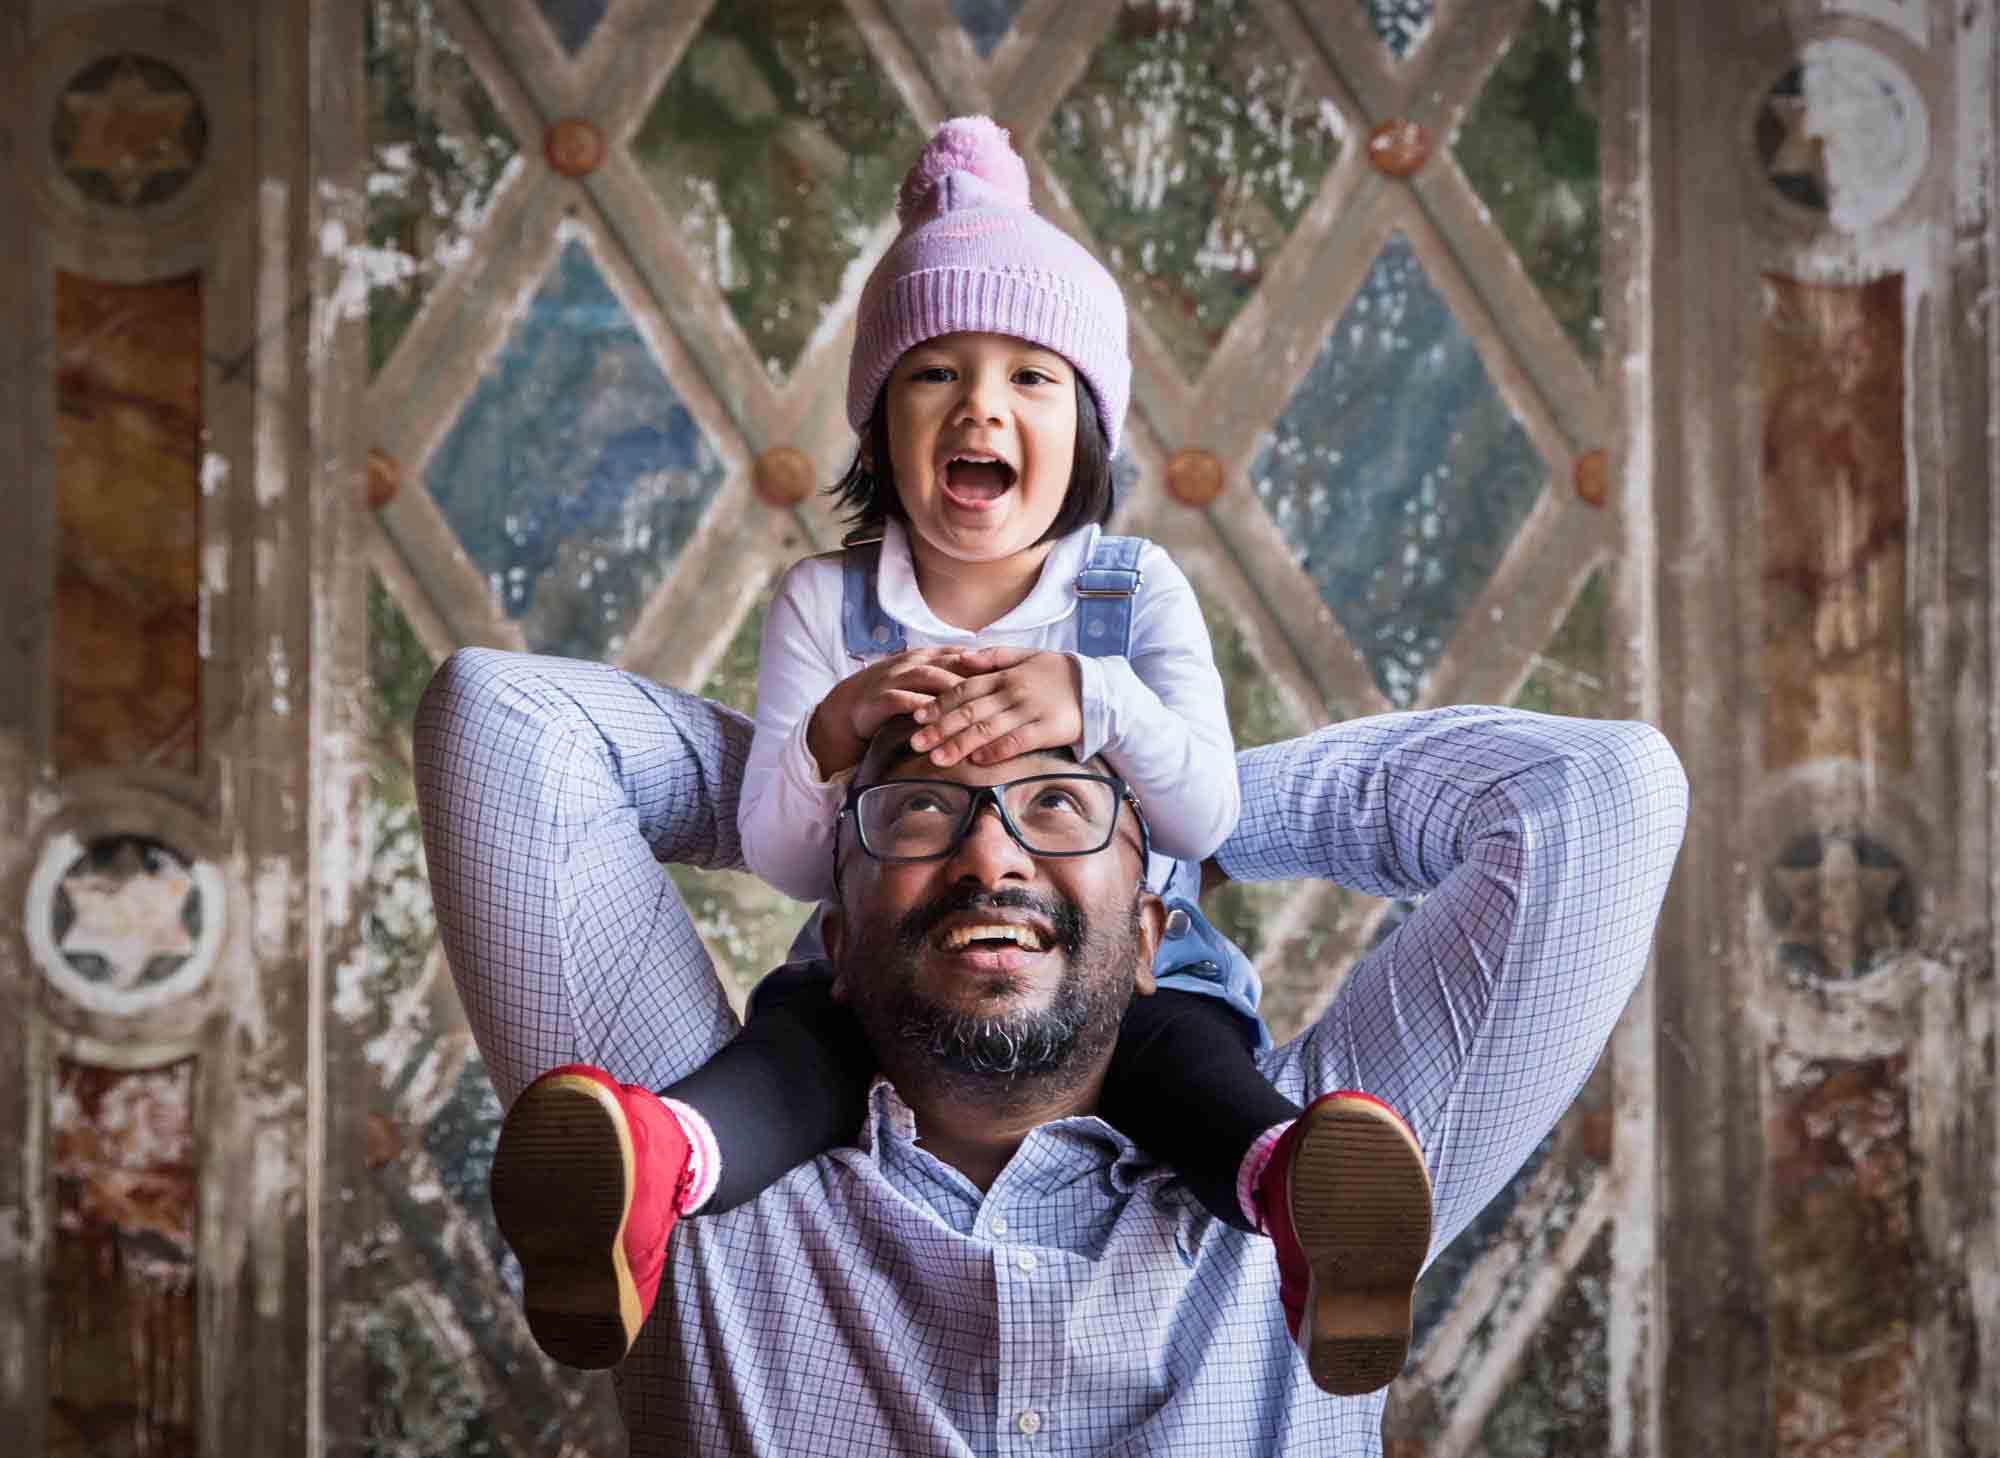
[413,649,1687,1456]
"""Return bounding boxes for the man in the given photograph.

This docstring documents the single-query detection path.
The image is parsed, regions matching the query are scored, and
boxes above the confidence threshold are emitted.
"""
[414,648,1687,1456]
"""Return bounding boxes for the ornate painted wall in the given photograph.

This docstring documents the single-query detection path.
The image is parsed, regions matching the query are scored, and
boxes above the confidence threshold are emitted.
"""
[1,2,1993,1457]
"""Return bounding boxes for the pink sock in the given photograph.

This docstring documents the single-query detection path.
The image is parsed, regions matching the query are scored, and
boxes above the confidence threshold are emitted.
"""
[1236,1120,1292,1233]
[660,1096,721,1215]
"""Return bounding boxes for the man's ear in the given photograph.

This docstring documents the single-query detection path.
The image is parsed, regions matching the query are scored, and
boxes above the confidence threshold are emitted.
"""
[821,903,850,1001]
[1131,891,1166,997]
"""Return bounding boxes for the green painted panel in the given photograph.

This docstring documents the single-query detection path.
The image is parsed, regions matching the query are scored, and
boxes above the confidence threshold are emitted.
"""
[364,0,519,377]
[1041,0,1346,380]
[631,3,921,383]
[1512,569,1610,718]
[1477,1227,1612,1456]
[1454,0,1603,363]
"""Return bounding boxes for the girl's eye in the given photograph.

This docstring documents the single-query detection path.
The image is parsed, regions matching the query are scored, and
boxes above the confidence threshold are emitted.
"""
[910,366,955,383]
[1014,368,1054,386]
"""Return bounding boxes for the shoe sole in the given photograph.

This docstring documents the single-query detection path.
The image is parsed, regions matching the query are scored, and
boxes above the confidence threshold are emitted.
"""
[490,1074,640,1369]
[1288,1095,1434,1397]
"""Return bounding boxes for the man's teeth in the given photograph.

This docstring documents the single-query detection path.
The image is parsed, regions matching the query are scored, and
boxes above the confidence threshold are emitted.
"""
[940,923,1046,952]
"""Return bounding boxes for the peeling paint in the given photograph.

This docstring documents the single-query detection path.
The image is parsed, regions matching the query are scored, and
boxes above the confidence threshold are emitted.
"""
[270,636,293,717]
[1958,0,1996,230]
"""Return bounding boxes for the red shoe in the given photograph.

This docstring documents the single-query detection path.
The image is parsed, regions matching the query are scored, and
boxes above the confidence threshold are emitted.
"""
[489,1064,692,1369]
[1257,1091,1433,1396]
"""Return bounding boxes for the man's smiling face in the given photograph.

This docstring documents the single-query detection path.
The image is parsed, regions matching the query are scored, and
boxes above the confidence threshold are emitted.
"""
[824,722,1162,1092]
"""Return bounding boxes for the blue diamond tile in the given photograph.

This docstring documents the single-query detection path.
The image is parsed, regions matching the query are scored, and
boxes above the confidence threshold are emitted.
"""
[533,0,608,54]
[1359,0,1435,59]
[425,240,727,661]
[1251,235,1546,706]
[952,0,1028,57]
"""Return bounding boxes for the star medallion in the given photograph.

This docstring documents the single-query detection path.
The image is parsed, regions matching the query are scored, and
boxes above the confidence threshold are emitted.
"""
[57,841,199,988]
[57,54,204,207]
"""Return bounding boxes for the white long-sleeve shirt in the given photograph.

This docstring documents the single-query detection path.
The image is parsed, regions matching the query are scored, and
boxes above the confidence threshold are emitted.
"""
[739,520,1240,903]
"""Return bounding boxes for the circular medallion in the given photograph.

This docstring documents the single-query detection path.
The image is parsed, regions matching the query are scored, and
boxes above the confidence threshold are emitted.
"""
[52,52,208,208]
[26,831,224,1016]
[752,446,816,507]
[1366,119,1430,179]
[1573,448,1610,508]
[1760,829,1914,982]
[1753,39,1928,232]
[1165,448,1225,507]
[367,446,402,511]
[544,117,606,179]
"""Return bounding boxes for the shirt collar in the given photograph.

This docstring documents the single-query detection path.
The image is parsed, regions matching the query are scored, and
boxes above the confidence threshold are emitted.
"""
[875,520,1101,640]
[858,1074,1168,1196]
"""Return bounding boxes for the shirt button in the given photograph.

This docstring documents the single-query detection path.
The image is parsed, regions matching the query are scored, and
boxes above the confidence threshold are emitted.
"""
[1017,1410,1043,1436]
[1015,1250,1038,1273]
[989,1215,1009,1236]
[1164,907,1191,939]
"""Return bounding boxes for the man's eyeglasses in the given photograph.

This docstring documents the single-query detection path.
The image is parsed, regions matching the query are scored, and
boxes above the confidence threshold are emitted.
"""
[838,772,1151,866]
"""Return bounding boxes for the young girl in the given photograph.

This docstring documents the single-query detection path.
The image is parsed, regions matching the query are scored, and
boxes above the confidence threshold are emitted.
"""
[486,117,1431,1398]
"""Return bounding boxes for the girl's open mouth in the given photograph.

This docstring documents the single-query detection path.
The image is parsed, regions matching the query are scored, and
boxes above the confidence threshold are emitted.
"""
[940,453,1017,508]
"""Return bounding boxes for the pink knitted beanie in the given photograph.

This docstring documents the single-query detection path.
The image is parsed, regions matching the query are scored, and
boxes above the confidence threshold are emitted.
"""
[848,116,1131,454]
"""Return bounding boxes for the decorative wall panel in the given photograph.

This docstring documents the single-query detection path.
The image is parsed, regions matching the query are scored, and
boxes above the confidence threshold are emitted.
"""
[1039,0,1348,380]
[53,271,202,777]
[1251,235,1547,707]
[1760,272,1909,776]
[1766,1056,1915,1456]
[630,2,922,383]
[1454,0,1603,363]
[363,0,520,377]
[423,240,728,661]
[48,1058,197,1458]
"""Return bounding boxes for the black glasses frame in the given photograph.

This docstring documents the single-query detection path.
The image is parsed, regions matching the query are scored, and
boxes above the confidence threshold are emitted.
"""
[837,771,1153,868]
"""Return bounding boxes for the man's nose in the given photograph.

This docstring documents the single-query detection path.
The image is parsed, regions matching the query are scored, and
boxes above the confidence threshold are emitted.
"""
[945,800,1033,883]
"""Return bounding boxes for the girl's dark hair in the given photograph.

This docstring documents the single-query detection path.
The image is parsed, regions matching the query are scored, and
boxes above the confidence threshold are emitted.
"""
[827,375,1116,544]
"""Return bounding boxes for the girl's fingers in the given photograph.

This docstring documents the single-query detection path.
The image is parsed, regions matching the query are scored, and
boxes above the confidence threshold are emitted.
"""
[939,645,1033,673]
[926,704,1030,767]
[853,689,941,736]
[965,714,1064,764]
[909,675,1007,745]
[890,665,967,697]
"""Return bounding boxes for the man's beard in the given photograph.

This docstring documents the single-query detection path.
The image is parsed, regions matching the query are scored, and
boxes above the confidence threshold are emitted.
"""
[847,883,1143,1100]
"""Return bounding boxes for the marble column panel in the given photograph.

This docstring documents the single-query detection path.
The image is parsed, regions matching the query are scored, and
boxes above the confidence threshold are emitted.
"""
[1758,274,1910,775]
[54,270,202,777]
[1766,1055,1915,1456]
[48,1058,198,1458]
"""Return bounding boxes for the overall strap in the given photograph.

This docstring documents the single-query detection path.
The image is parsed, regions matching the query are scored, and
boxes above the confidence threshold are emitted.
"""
[1073,535,1146,658]
[840,537,906,658]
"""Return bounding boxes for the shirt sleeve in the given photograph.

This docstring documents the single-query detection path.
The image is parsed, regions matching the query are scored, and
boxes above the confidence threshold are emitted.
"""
[1238,707,1689,1262]
[738,559,851,904]
[411,647,750,1105]
[1072,544,1240,862]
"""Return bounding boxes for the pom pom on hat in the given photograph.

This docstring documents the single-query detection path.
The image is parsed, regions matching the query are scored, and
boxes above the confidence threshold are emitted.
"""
[896,115,1031,224]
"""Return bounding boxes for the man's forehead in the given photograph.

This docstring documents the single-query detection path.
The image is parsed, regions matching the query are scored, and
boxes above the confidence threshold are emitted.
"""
[871,743,1085,784]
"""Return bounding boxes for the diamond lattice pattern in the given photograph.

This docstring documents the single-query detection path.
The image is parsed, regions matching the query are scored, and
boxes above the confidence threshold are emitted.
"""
[1252,235,1546,706]
[1041,0,1348,381]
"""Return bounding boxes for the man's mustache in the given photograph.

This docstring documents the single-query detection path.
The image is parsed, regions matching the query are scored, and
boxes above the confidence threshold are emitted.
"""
[892,884,1086,957]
